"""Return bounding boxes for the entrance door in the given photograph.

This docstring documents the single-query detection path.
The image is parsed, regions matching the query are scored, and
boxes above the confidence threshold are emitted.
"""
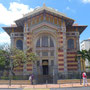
[42,60,48,75]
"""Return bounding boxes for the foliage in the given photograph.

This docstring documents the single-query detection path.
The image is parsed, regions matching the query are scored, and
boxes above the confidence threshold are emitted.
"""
[0,48,10,70]
[77,50,87,61]
[26,52,37,63]
[11,48,26,67]
[0,44,37,75]
[76,49,90,71]
[86,49,90,62]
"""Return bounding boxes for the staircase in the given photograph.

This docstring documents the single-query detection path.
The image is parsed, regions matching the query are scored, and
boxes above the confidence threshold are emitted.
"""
[37,75,53,84]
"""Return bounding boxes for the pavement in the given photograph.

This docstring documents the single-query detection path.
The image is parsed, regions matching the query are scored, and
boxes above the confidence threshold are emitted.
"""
[0,83,89,89]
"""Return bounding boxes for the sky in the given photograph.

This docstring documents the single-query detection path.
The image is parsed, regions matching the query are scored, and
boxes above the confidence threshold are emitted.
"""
[0,0,90,45]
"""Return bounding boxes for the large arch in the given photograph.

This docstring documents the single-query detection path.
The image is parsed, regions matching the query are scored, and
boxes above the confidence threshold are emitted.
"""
[33,31,57,75]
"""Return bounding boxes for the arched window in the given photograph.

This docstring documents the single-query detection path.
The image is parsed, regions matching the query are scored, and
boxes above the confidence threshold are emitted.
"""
[16,40,23,50]
[50,37,54,47]
[68,39,74,49]
[42,36,48,47]
[36,38,40,47]
[36,36,54,48]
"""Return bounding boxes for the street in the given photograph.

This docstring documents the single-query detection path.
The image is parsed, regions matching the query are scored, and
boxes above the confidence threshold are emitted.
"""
[0,87,90,90]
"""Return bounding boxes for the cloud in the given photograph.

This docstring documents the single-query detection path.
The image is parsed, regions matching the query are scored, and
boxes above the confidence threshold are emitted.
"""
[0,32,10,44]
[0,2,33,25]
[66,6,70,10]
[65,6,76,13]
[68,0,71,2]
[82,0,90,3]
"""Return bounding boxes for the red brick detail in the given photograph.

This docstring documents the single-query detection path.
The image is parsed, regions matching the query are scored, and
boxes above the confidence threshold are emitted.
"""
[60,32,63,34]
[68,68,77,70]
[67,52,76,54]
[58,49,63,52]
[14,69,23,71]
[59,68,64,71]
[59,41,63,43]
[58,54,63,57]
[27,37,29,39]
[58,59,64,61]
[67,61,77,63]
[27,69,32,71]
[67,64,77,67]
[20,65,23,67]
[27,33,29,35]
[27,41,30,44]
[59,64,64,66]
[27,64,32,66]
[60,37,63,39]
[61,41,63,43]
[67,56,75,58]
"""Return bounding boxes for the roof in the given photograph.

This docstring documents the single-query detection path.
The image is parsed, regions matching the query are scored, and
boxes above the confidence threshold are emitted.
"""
[73,25,87,34]
[2,26,17,35]
[15,4,75,26]
[2,26,23,35]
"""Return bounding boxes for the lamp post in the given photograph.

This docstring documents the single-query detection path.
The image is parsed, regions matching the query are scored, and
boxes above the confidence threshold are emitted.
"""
[53,67,55,84]
[9,53,13,86]
[77,54,82,85]
[9,59,11,86]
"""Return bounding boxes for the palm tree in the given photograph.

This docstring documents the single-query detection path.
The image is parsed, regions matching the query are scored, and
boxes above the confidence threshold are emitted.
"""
[86,49,90,62]
[76,50,87,71]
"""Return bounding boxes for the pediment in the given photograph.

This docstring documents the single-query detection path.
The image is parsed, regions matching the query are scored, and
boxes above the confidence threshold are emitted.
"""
[15,5,74,27]
[30,22,59,34]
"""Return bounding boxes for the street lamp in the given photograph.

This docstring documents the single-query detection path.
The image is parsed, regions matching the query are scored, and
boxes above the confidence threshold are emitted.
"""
[77,54,82,85]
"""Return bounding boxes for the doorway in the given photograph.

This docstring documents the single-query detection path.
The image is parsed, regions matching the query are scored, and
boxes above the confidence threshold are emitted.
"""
[42,60,48,75]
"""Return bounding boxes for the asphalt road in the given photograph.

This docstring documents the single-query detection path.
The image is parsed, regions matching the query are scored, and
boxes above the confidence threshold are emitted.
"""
[51,87,90,90]
[0,88,23,90]
[0,87,90,90]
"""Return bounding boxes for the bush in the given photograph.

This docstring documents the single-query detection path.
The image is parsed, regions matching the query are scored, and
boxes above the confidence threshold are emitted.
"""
[0,76,9,80]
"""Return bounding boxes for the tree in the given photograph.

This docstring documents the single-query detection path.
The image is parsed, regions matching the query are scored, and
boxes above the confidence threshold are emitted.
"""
[0,44,37,75]
[0,46,10,77]
[11,48,26,68]
[10,48,37,74]
[76,50,87,71]
[86,49,90,62]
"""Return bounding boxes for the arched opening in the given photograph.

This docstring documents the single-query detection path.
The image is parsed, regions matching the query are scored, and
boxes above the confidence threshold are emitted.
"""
[16,40,23,50]
[35,35,55,75]
[68,39,74,49]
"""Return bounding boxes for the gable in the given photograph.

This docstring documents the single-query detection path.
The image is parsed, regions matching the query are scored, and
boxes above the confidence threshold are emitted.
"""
[15,5,74,27]
[31,22,58,35]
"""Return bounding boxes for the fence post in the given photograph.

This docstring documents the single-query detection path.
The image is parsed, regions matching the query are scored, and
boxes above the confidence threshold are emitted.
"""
[59,81,60,88]
[46,80,48,88]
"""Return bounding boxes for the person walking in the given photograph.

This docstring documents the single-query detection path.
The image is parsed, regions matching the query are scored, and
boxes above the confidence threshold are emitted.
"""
[29,74,34,85]
[82,72,88,86]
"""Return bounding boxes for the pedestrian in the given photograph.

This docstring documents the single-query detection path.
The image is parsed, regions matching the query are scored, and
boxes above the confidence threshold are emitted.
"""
[29,75,32,84]
[29,74,34,85]
[31,74,34,84]
[82,71,88,86]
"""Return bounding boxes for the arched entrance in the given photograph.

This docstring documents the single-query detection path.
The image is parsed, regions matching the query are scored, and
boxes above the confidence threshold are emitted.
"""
[42,60,48,75]
[34,33,57,83]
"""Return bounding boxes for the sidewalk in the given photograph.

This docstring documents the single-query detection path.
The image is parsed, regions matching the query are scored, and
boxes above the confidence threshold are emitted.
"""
[0,83,90,88]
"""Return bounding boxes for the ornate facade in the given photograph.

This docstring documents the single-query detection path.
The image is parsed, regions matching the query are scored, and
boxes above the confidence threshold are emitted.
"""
[3,4,87,83]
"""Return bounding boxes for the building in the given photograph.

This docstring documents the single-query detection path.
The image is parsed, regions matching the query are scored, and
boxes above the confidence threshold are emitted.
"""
[81,39,90,50]
[2,4,87,83]
[81,39,90,72]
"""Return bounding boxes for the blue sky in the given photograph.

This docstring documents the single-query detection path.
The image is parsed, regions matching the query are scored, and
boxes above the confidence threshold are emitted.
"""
[0,0,90,44]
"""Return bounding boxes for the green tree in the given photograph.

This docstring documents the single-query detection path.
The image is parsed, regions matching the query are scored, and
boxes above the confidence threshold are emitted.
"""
[86,49,90,62]
[10,48,37,74]
[76,50,87,71]
[0,45,37,76]
[0,46,10,77]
